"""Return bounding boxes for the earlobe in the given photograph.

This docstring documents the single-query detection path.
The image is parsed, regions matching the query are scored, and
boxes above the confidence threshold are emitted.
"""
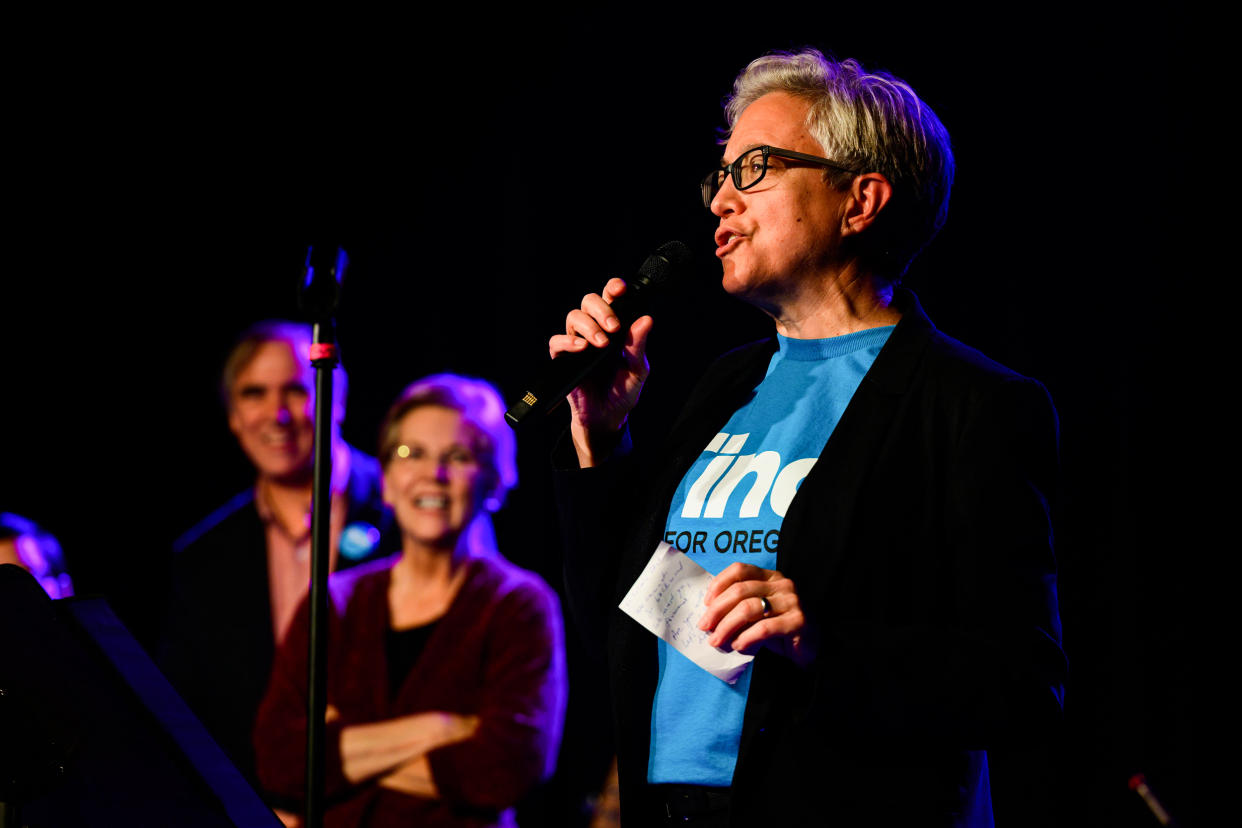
[481,475,502,513]
[843,173,893,235]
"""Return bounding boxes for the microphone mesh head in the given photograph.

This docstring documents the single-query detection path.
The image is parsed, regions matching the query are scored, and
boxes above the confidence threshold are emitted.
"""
[635,241,692,289]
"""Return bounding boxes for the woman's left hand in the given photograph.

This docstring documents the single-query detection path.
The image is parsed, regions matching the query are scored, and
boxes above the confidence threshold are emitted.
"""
[378,755,439,799]
[698,563,815,667]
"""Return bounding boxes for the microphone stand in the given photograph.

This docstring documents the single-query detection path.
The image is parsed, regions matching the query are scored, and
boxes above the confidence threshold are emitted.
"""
[298,245,346,828]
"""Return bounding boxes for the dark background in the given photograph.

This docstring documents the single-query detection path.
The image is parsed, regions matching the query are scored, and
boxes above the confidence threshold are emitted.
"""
[5,10,1193,826]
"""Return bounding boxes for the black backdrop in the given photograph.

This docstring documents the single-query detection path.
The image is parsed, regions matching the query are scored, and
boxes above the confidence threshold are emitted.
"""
[5,10,1193,826]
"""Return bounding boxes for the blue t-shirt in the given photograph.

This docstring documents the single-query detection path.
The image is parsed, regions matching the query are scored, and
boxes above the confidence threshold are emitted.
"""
[648,326,893,785]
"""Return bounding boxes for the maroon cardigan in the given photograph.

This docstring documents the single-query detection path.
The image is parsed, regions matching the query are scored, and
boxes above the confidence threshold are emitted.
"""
[253,552,567,827]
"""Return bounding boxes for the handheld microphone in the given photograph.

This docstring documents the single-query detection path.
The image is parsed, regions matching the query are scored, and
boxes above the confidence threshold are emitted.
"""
[505,241,692,428]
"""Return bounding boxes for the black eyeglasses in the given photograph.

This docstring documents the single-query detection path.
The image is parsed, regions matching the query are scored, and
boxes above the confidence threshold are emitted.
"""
[700,145,859,210]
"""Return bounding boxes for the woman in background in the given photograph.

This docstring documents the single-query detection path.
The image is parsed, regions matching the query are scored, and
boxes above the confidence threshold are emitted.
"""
[254,374,566,828]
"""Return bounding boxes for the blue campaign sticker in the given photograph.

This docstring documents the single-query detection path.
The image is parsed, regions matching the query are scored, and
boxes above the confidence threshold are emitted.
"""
[339,522,381,560]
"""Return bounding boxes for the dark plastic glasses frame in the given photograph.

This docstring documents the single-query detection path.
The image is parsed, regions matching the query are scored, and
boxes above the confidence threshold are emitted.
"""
[701,145,859,210]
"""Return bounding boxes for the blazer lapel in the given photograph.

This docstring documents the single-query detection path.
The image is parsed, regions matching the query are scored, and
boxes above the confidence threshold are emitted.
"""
[775,290,937,587]
[622,340,779,593]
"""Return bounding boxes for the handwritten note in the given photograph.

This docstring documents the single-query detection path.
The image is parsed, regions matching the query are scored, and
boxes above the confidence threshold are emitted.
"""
[619,542,753,684]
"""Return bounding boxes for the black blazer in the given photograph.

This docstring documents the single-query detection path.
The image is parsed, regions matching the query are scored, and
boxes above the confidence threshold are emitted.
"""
[158,446,395,787]
[555,290,1065,827]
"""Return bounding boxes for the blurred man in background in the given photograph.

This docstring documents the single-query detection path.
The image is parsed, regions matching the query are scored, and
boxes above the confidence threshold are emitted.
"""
[159,320,394,787]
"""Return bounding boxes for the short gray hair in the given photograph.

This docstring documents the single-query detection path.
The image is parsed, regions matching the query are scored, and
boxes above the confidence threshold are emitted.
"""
[724,49,954,278]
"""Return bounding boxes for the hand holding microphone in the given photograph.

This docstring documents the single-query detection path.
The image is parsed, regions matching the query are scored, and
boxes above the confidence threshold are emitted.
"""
[553,277,653,466]
[506,241,691,466]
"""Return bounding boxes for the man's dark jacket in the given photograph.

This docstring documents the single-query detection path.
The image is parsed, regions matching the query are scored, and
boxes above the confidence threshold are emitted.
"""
[159,446,395,788]
[555,291,1066,826]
